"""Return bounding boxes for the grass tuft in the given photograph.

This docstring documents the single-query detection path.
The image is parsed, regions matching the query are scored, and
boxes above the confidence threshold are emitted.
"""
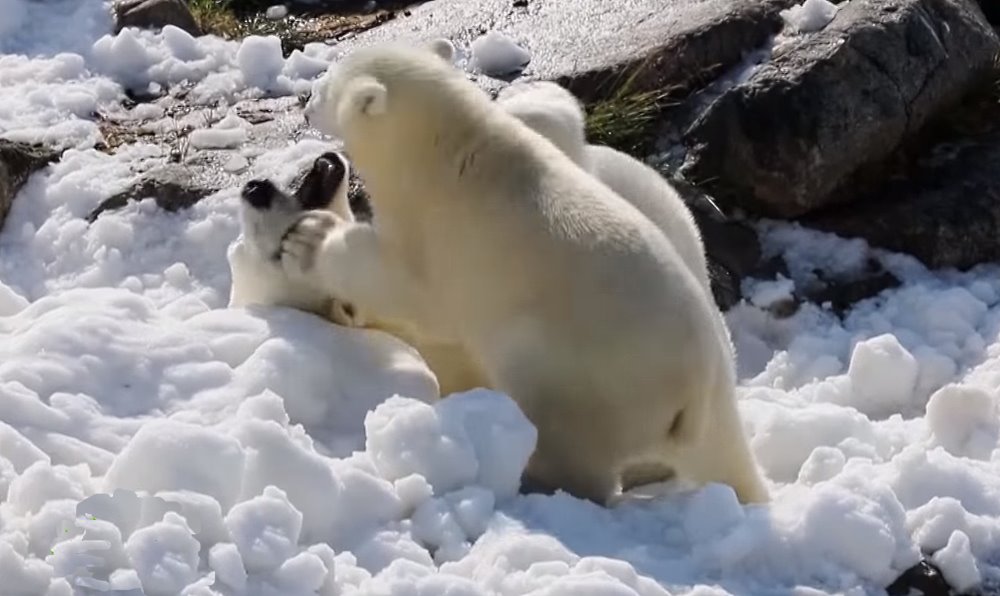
[187,0,244,38]
[583,61,678,155]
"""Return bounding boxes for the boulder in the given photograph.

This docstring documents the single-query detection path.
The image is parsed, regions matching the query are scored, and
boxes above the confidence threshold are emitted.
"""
[114,0,202,36]
[0,140,60,232]
[805,131,1000,270]
[680,0,999,218]
[328,0,798,101]
[975,0,999,24]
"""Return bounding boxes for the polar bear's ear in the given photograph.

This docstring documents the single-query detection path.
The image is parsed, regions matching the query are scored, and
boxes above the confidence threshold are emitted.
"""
[426,38,455,63]
[337,74,388,125]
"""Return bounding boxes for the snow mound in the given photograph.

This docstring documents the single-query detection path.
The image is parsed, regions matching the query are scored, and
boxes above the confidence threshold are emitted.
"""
[470,31,531,77]
[780,0,840,34]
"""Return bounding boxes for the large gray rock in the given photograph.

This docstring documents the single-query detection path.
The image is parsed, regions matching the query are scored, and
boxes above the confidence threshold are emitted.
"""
[328,0,797,101]
[0,140,60,232]
[975,0,999,24]
[805,132,1000,270]
[680,0,999,218]
[114,0,202,36]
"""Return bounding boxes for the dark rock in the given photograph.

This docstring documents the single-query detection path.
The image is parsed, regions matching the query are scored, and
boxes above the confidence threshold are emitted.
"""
[86,164,218,222]
[0,140,61,231]
[114,0,203,36]
[681,0,999,218]
[673,180,763,310]
[805,132,1000,270]
[327,0,799,102]
[975,0,999,25]
[797,264,901,316]
[886,559,953,596]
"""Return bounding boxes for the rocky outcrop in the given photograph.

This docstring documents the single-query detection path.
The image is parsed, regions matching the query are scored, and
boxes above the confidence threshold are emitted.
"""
[975,0,999,24]
[681,0,999,218]
[329,0,799,101]
[114,0,202,36]
[805,131,1000,270]
[0,140,60,231]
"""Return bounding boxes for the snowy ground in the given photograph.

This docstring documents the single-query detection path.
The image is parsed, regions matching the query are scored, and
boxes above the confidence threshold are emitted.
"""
[2,1,1000,595]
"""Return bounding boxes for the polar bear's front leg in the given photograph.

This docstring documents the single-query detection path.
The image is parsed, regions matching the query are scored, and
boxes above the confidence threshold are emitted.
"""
[279,212,431,328]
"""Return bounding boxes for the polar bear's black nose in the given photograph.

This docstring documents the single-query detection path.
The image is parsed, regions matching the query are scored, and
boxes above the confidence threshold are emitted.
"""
[241,179,277,210]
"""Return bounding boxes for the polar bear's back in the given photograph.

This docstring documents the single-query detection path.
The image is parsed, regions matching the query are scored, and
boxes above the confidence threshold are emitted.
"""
[585,145,710,292]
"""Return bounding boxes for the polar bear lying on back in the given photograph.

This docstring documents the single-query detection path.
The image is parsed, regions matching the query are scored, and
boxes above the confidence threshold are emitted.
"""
[264,41,769,506]
[231,151,489,397]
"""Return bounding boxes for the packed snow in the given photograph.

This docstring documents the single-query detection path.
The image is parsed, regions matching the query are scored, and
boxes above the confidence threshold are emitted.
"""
[2,1,1000,595]
[780,0,841,34]
[470,32,532,78]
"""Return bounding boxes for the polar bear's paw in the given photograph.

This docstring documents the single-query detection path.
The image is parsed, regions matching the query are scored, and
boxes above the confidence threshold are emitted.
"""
[238,151,353,262]
[279,211,340,273]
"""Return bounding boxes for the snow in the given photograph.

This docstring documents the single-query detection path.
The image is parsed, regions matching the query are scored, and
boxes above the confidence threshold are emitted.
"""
[470,32,531,77]
[2,2,1000,595]
[780,0,841,34]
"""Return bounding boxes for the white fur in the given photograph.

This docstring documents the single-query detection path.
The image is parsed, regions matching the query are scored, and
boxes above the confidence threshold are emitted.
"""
[278,42,770,506]
[496,80,713,296]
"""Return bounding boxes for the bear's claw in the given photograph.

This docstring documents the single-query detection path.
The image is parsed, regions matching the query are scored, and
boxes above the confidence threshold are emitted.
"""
[277,211,339,273]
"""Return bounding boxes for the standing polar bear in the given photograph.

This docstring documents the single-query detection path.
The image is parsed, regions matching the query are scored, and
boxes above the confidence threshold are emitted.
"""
[275,42,768,505]
[426,38,713,296]
[494,80,714,297]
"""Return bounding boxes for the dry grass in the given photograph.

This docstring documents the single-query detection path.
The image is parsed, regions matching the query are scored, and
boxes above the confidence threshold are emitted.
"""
[583,62,678,155]
[188,0,245,39]
[186,0,402,54]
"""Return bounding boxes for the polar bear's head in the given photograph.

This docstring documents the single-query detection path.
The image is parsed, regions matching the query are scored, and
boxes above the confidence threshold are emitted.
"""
[239,151,355,260]
[303,41,493,157]
[496,81,588,166]
[230,151,361,325]
[304,39,457,139]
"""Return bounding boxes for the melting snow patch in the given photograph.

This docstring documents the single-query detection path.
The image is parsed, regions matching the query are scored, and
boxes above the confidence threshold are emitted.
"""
[470,31,531,77]
[781,0,841,34]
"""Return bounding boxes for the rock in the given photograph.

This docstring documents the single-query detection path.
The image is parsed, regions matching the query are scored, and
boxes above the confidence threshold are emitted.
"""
[0,140,60,231]
[681,0,1000,218]
[114,0,202,36]
[328,0,798,102]
[975,0,999,24]
[886,559,953,596]
[805,132,1000,271]
[672,181,763,310]
[87,164,218,222]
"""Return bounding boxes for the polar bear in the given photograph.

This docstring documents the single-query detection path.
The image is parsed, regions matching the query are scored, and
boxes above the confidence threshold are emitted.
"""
[494,80,714,297]
[273,41,769,506]
[231,151,492,397]
[228,151,357,323]
[422,39,712,297]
